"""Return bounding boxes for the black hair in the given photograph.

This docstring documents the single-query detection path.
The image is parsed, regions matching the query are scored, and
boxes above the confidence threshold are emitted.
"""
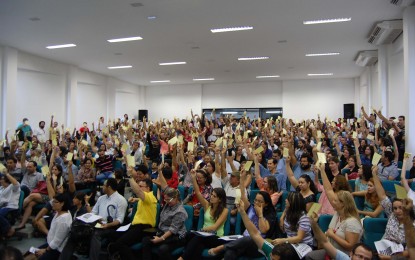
[114,169,124,180]
[265,175,278,193]
[298,174,318,195]
[271,243,300,259]
[0,246,24,260]
[29,160,38,168]
[211,187,227,221]
[351,243,377,260]
[140,178,153,192]
[362,165,373,182]
[286,192,306,231]
[392,198,415,220]
[162,167,173,179]
[55,193,71,211]
[384,151,394,163]
[136,164,149,174]
[6,157,17,164]
[106,178,118,191]
[257,191,275,218]
[196,169,212,186]
[74,191,86,205]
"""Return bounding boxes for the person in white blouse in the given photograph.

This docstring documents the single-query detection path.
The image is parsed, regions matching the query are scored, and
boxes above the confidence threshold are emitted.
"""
[30,193,72,260]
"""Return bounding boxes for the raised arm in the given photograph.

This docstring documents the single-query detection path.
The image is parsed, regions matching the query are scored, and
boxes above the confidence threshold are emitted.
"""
[67,160,76,193]
[372,166,386,201]
[285,156,298,189]
[153,165,168,191]
[127,167,146,201]
[401,156,410,192]
[319,163,339,209]
[236,200,265,249]
[390,133,399,163]
[310,213,338,258]
[402,199,415,259]
[353,138,362,167]
[240,169,251,211]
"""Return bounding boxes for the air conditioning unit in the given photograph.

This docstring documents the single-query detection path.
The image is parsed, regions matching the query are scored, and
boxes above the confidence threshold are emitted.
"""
[355,51,378,67]
[368,20,403,45]
[390,0,415,6]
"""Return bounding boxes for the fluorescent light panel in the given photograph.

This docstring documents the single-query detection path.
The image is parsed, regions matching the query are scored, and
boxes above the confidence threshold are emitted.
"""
[159,62,187,66]
[256,75,280,78]
[222,112,238,114]
[150,80,170,83]
[107,36,143,43]
[266,111,281,114]
[307,73,333,76]
[238,57,269,61]
[305,52,340,56]
[46,44,76,49]
[193,78,215,81]
[211,26,253,33]
[303,18,351,25]
[107,65,133,69]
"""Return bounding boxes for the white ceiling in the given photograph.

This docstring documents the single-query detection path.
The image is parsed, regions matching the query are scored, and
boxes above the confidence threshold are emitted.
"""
[0,0,405,86]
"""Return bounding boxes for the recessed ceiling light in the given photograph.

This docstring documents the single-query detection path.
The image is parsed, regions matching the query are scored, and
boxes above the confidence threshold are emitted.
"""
[211,26,253,33]
[307,73,333,76]
[46,44,76,49]
[150,80,171,83]
[306,52,340,56]
[159,62,187,66]
[256,75,280,78]
[303,18,351,25]
[130,2,144,7]
[147,16,157,20]
[108,36,143,43]
[107,65,133,69]
[193,78,215,81]
[238,57,269,61]
[277,40,287,43]
[29,17,40,21]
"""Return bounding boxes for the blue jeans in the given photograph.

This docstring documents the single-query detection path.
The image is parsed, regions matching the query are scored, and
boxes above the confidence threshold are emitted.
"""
[96,171,113,183]
[0,207,14,217]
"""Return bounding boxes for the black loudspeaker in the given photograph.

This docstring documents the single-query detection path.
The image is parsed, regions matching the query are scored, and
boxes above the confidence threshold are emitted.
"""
[138,110,148,121]
[343,104,355,119]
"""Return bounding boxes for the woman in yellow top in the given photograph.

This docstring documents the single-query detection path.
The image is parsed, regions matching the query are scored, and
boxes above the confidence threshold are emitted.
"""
[178,169,228,260]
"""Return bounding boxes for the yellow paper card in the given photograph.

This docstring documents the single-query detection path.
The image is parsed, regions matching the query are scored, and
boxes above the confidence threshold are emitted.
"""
[126,155,135,167]
[66,152,73,161]
[187,142,194,152]
[282,129,287,135]
[178,135,184,144]
[307,203,322,217]
[253,136,258,142]
[375,123,379,129]
[235,189,241,204]
[243,131,248,139]
[331,122,336,127]
[41,165,50,176]
[367,134,374,141]
[352,132,357,139]
[121,143,128,152]
[52,138,58,146]
[223,139,227,148]
[317,152,327,164]
[114,138,120,146]
[317,130,322,138]
[168,136,178,145]
[389,129,395,136]
[395,184,407,199]
[372,152,382,166]
[244,161,253,171]
[283,148,289,158]
[0,163,6,173]
[316,142,322,152]
[254,146,264,154]
[237,135,242,142]
[404,152,412,159]
[194,159,203,170]
[215,137,223,147]
[357,118,361,123]
[81,140,88,146]
[228,139,234,146]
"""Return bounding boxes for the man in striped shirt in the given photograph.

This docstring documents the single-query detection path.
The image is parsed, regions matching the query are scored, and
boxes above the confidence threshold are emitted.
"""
[96,149,114,183]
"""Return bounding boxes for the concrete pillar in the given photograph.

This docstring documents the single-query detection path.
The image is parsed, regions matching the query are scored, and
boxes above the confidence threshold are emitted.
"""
[377,45,388,114]
[1,46,18,137]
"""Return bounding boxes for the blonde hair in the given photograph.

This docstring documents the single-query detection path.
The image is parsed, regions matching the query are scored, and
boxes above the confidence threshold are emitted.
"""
[337,190,360,220]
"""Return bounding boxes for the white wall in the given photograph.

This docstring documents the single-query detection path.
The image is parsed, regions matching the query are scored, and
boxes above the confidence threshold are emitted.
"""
[202,82,283,109]
[145,84,202,121]
[387,42,405,117]
[282,78,355,120]
[113,78,145,120]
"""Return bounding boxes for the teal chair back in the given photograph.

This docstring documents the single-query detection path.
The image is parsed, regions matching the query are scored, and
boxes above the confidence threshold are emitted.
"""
[362,218,388,250]
[348,180,356,191]
[183,205,194,231]
[354,196,365,211]
[318,214,333,233]
[178,185,185,201]
[19,190,25,214]
[249,189,260,204]
[381,180,400,195]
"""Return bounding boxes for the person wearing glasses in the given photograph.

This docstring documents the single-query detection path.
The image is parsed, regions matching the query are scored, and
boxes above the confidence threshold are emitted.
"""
[309,211,376,260]
[27,193,72,260]
[207,169,275,259]
[108,167,157,260]
[141,168,188,260]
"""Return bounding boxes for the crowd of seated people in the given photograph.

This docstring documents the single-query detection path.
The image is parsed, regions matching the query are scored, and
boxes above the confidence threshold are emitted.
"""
[0,105,413,260]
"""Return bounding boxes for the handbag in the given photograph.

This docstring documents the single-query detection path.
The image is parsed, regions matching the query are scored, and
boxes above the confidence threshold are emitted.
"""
[31,181,48,195]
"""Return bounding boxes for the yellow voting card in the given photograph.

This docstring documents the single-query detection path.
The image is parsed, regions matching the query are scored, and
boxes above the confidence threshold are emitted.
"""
[404,152,412,159]
[66,152,73,161]
[254,146,264,154]
[188,142,194,152]
[244,161,253,171]
[317,152,327,164]
[215,137,223,147]
[81,140,88,146]
[126,155,135,167]
[317,130,322,138]
[283,148,289,158]
[235,189,241,204]
[41,166,50,176]
[352,131,357,139]
[168,136,178,145]
[307,203,322,217]
[367,134,374,141]
[395,184,407,199]
[0,163,6,173]
[178,135,184,144]
[316,142,322,152]
[372,152,382,166]
[121,143,128,152]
